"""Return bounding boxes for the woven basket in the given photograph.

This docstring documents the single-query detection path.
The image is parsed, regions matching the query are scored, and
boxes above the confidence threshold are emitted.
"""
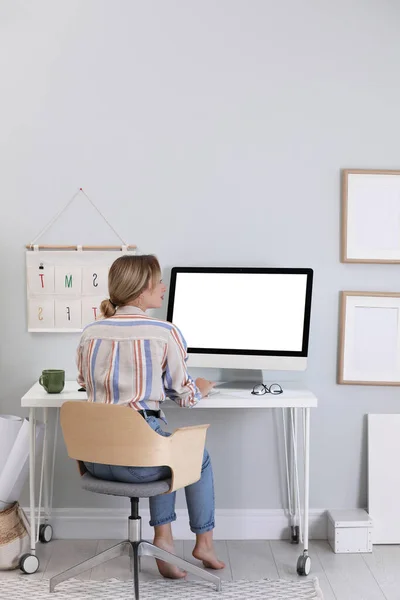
[0,502,30,570]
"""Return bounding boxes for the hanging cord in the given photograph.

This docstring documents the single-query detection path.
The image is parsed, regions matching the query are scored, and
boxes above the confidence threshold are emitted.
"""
[29,188,128,247]
[79,189,127,245]
[30,190,81,246]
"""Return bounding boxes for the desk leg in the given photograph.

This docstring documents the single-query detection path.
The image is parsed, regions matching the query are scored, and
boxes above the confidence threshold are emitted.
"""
[19,408,41,575]
[36,407,54,544]
[43,407,49,520]
[297,407,311,576]
[50,409,60,515]
[29,408,36,554]
[44,408,59,544]
[290,408,301,544]
[282,408,301,545]
[20,409,44,574]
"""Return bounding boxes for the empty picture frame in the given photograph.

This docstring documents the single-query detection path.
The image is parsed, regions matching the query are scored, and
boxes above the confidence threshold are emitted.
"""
[341,169,400,263]
[338,292,400,385]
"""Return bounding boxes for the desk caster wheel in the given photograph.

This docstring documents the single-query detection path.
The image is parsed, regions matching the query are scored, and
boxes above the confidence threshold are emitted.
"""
[297,554,311,576]
[290,525,300,544]
[20,553,40,574]
[39,523,53,543]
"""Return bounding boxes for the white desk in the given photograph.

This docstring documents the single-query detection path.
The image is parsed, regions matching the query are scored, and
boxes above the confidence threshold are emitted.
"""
[21,380,317,576]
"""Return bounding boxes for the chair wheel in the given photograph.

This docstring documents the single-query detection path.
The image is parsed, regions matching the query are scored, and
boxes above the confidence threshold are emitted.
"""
[39,523,53,543]
[297,554,311,576]
[20,553,40,574]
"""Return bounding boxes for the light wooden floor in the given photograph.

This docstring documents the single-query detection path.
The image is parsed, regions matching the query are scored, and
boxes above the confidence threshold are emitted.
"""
[1,539,399,599]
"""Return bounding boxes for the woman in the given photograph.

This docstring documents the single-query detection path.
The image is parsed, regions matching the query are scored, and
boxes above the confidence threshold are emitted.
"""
[76,254,225,578]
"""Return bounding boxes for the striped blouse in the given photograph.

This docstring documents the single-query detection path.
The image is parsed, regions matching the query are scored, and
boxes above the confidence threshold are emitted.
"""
[76,306,202,413]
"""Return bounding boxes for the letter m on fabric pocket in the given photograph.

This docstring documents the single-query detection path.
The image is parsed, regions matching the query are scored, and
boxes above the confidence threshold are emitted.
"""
[55,267,82,294]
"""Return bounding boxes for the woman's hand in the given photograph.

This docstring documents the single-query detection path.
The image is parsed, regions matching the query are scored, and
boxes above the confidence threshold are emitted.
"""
[195,377,216,397]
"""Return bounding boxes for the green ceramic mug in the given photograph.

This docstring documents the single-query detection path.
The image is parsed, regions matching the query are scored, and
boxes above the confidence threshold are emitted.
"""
[39,369,65,394]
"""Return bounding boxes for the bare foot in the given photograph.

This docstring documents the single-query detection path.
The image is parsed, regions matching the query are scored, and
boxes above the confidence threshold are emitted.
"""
[153,537,187,579]
[192,545,226,570]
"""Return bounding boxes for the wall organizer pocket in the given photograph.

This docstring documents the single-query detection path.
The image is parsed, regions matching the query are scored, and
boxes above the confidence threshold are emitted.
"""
[26,188,136,333]
[338,291,400,385]
[341,169,400,263]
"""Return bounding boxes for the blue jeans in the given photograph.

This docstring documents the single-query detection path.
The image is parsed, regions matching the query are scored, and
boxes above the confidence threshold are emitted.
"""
[84,416,215,534]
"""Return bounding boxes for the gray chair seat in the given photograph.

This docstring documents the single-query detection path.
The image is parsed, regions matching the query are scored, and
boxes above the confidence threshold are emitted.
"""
[80,472,171,497]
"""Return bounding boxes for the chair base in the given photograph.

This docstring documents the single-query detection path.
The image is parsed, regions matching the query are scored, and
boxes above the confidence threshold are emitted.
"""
[49,533,222,598]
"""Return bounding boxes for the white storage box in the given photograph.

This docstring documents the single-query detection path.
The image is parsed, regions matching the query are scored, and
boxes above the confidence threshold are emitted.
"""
[327,509,373,553]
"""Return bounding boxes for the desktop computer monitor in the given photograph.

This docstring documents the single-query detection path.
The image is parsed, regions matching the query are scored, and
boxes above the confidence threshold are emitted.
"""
[166,267,313,370]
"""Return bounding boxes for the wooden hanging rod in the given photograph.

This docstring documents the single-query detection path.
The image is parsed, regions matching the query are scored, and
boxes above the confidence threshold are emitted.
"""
[26,244,137,251]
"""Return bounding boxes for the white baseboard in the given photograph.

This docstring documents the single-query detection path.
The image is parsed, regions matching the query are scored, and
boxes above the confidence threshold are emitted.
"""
[24,508,327,540]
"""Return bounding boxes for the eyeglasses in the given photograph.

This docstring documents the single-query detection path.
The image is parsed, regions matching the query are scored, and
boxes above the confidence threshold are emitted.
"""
[251,383,283,396]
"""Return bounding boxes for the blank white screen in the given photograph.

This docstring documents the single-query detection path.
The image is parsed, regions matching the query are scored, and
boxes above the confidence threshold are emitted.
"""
[171,272,308,352]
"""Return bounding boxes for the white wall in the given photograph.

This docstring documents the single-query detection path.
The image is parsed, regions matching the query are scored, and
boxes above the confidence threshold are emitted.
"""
[2,0,400,516]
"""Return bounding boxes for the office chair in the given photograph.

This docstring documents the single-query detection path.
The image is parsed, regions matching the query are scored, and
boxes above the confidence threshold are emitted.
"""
[49,401,221,598]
